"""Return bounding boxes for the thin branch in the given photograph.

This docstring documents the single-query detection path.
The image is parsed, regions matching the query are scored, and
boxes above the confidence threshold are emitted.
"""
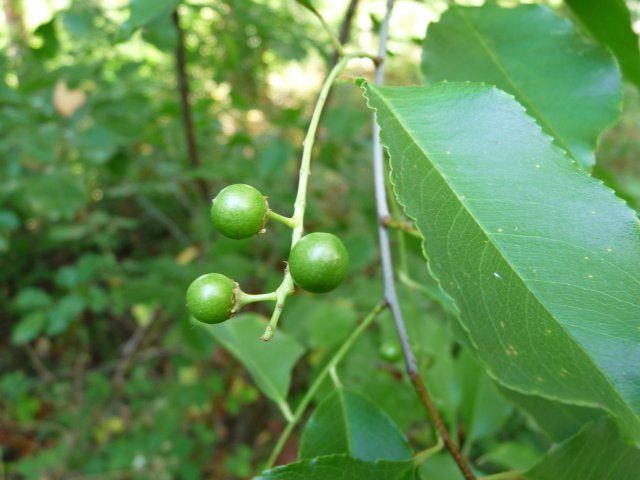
[372,0,417,398]
[409,371,476,479]
[331,0,360,65]
[137,193,191,247]
[2,0,28,57]
[24,344,56,382]
[112,308,161,389]
[380,215,422,239]
[371,2,477,479]
[172,8,209,201]
[263,300,387,469]
[294,0,345,57]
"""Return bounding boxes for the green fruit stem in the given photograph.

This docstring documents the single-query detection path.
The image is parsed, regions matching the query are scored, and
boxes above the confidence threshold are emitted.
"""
[260,52,373,341]
[263,300,387,469]
[235,289,278,308]
[266,210,295,229]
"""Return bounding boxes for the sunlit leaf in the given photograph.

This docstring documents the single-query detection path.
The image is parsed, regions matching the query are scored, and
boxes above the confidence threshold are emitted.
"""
[422,4,621,169]
[127,0,178,28]
[361,80,640,443]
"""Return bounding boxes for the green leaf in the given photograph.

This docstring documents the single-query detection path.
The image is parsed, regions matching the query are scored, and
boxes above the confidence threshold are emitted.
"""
[254,455,416,480]
[525,420,640,480]
[75,126,118,165]
[0,209,19,230]
[418,453,466,480]
[498,386,603,442]
[47,295,86,336]
[11,312,47,345]
[565,0,640,89]
[300,388,412,461]
[201,314,305,407]
[422,4,621,169]
[478,442,542,472]
[20,169,86,221]
[293,0,321,18]
[455,349,512,445]
[127,0,178,28]
[14,288,52,311]
[361,81,640,443]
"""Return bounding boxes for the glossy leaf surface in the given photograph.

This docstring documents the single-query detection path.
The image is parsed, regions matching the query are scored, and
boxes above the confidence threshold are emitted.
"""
[422,3,621,169]
[361,80,640,443]
[299,388,412,461]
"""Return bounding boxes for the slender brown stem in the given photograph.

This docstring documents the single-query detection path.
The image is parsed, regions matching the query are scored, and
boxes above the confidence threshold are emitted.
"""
[371,1,476,479]
[172,8,209,201]
[409,371,476,480]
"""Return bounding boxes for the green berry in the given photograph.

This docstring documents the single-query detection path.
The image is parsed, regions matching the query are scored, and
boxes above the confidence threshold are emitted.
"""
[186,273,237,324]
[211,184,268,239]
[288,232,349,293]
[379,342,402,362]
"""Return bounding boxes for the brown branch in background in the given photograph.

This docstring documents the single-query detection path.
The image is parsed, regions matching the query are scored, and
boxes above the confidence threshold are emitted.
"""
[172,8,209,201]
[371,1,476,479]
[112,308,161,390]
[24,344,56,382]
[330,0,360,65]
[2,0,28,56]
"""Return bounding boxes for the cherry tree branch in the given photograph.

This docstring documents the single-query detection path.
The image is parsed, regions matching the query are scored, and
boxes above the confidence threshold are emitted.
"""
[371,2,476,479]
[173,8,209,201]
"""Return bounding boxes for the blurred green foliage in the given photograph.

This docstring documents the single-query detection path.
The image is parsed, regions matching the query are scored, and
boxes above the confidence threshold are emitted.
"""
[1,0,639,479]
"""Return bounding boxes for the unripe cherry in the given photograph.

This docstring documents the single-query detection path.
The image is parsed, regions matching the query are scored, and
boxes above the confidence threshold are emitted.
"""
[211,184,268,239]
[186,273,238,324]
[288,232,349,293]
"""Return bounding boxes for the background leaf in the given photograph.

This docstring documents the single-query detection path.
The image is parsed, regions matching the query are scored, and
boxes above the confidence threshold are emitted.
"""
[498,386,603,442]
[362,81,640,443]
[455,349,512,446]
[127,0,178,28]
[201,314,305,407]
[299,388,412,461]
[565,0,640,89]
[254,455,416,480]
[525,420,640,480]
[422,4,621,169]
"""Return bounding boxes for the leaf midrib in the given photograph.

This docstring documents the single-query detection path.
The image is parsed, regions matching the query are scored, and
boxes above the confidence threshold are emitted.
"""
[224,324,286,403]
[454,7,577,165]
[367,83,635,424]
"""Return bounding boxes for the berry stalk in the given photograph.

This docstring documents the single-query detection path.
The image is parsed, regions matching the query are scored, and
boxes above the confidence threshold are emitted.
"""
[260,52,371,341]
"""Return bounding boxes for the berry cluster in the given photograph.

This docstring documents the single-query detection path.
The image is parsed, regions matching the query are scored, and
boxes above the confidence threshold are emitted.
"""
[186,184,349,325]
